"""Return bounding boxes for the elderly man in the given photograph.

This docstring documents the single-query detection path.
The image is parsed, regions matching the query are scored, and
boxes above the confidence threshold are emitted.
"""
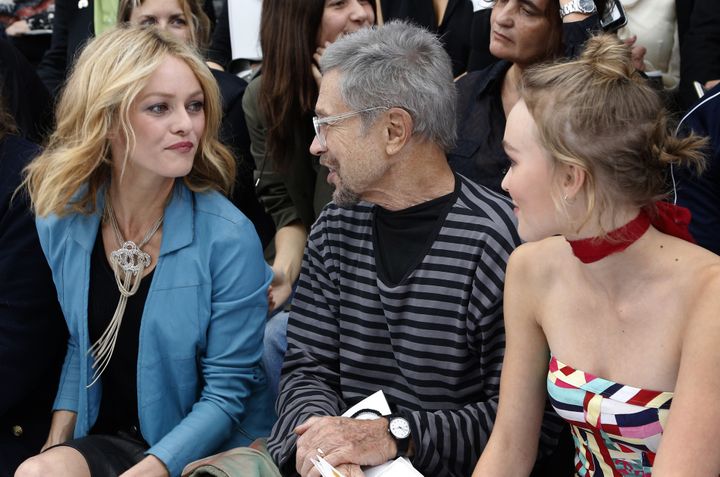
[267,21,556,477]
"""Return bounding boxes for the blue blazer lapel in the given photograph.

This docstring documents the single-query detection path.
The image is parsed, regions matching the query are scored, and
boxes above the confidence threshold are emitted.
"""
[160,181,194,256]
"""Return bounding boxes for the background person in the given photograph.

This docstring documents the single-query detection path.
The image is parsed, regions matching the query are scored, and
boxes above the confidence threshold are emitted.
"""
[241,0,375,397]
[15,26,274,477]
[472,35,719,476]
[446,0,605,195]
[0,94,66,477]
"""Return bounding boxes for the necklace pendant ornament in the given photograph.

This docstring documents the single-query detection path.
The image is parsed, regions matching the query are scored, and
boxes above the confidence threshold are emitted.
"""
[111,240,151,276]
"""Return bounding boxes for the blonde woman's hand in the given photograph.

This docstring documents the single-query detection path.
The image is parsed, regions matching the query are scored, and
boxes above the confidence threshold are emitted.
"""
[119,455,169,477]
[41,410,77,451]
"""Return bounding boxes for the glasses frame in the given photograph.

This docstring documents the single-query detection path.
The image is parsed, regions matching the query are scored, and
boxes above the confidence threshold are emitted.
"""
[312,106,388,148]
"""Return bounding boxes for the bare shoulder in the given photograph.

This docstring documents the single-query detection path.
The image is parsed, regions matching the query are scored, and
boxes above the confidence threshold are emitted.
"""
[507,236,569,284]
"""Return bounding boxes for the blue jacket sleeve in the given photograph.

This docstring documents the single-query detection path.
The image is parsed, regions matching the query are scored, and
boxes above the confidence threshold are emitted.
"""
[145,218,273,476]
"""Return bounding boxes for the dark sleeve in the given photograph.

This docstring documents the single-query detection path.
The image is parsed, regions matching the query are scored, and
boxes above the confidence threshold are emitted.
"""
[35,0,71,97]
[242,76,304,230]
[467,8,497,73]
[207,0,231,69]
[675,87,720,254]
[0,39,53,143]
[0,137,67,417]
[676,0,720,111]
[562,14,601,59]
[213,71,275,248]
[266,216,345,474]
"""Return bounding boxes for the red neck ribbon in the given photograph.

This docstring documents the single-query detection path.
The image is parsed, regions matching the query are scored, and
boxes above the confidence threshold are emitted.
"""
[566,202,695,264]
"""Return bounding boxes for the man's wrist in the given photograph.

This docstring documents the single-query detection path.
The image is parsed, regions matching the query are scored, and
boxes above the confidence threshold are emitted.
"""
[386,414,412,458]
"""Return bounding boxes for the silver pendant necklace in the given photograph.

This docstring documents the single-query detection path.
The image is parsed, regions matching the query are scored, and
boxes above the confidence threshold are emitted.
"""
[87,197,163,387]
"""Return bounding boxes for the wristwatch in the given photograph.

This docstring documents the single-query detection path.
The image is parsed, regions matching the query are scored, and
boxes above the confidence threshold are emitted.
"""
[387,415,411,457]
[559,0,596,18]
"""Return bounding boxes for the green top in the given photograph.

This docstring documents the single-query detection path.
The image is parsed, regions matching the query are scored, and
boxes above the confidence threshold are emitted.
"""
[242,76,333,232]
[93,0,118,36]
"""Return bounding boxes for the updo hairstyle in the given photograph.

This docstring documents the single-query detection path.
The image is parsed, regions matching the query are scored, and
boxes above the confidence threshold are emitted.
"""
[521,34,706,233]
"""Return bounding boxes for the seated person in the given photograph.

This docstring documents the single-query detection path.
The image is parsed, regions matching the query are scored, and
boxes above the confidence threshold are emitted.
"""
[675,82,720,254]
[473,35,720,476]
[267,21,561,477]
[446,0,602,195]
[15,26,274,477]
[0,95,66,477]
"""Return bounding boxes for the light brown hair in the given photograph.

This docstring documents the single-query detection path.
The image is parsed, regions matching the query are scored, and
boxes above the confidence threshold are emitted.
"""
[521,34,706,232]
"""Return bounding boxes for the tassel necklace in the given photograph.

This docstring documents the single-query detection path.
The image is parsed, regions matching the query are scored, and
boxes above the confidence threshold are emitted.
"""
[87,198,163,387]
[566,202,695,264]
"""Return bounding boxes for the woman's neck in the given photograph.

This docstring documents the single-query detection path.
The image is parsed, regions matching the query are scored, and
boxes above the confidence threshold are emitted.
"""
[106,176,173,242]
[501,64,524,117]
[564,206,642,242]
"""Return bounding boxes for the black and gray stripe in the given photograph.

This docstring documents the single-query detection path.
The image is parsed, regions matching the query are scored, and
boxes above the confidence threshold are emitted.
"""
[268,175,554,476]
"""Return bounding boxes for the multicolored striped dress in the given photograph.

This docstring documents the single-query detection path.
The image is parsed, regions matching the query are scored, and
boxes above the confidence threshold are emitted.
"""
[547,356,673,476]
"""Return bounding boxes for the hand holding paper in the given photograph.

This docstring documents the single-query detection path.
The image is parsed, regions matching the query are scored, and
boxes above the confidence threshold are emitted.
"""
[295,415,395,477]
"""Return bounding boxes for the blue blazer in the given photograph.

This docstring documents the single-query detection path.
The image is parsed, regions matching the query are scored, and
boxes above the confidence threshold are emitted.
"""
[36,182,275,476]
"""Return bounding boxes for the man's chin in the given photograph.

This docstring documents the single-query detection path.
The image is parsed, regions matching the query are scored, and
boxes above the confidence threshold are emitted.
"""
[333,186,360,208]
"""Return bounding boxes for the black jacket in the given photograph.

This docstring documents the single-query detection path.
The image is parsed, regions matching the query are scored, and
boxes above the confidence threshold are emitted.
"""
[0,135,67,477]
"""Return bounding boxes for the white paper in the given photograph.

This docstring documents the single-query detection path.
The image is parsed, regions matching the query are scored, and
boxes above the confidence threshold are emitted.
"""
[341,391,424,477]
[364,458,423,477]
[341,390,392,418]
[227,0,263,61]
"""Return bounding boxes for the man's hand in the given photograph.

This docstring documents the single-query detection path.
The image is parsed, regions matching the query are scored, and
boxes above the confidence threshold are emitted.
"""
[295,416,397,477]
[119,455,169,477]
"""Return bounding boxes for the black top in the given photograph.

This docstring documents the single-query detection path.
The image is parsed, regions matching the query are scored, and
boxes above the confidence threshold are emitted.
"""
[676,0,720,112]
[447,15,601,196]
[380,0,474,77]
[88,230,153,440]
[373,181,457,285]
[676,83,720,254]
[0,134,67,475]
[447,60,511,196]
[0,39,53,143]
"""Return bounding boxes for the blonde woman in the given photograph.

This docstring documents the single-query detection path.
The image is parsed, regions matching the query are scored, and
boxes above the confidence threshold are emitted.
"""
[473,35,720,476]
[16,26,274,477]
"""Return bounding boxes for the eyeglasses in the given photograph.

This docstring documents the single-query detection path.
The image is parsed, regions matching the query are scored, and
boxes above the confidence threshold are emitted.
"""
[312,106,388,148]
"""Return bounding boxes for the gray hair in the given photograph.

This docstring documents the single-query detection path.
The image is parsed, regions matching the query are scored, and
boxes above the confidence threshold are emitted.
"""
[320,20,457,152]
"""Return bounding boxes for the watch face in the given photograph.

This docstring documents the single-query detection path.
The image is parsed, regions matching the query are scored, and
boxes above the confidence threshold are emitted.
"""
[579,0,597,12]
[389,417,411,439]
[354,410,381,420]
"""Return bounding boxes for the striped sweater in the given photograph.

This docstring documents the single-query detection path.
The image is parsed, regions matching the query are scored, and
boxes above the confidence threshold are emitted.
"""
[268,175,543,476]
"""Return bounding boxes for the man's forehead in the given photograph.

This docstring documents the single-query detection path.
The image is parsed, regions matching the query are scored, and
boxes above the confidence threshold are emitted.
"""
[315,70,345,115]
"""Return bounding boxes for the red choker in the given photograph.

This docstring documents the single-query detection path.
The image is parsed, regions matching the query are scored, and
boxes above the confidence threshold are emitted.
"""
[566,202,695,264]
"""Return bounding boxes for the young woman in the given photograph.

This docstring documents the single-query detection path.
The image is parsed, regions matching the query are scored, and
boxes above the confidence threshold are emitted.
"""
[15,26,274,477]
[243,0,375,312]
[473,34,720,476]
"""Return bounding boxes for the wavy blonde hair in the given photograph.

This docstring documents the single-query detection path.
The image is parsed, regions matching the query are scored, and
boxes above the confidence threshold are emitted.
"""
[25,25,234,217]
[521,34,706,234]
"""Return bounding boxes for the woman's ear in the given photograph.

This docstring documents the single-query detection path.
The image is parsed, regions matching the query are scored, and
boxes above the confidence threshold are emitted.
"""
[560,163,586,202]
[385,107,412,156]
